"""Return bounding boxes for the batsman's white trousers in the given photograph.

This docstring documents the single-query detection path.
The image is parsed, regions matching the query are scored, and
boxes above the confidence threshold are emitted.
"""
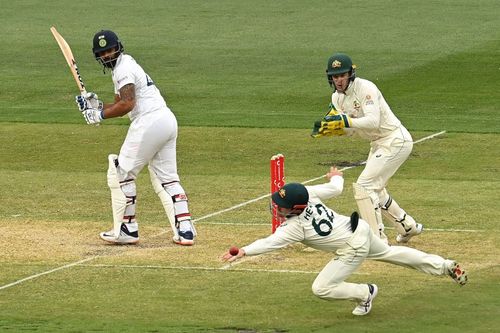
[117,109,180,183]
[357,127,413,191]
[311,220,452,302]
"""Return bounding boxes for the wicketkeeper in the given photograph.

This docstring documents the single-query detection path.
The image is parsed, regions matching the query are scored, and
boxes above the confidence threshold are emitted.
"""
[223,167,467,316]
[311,53,422,243]
[75,30,196,245]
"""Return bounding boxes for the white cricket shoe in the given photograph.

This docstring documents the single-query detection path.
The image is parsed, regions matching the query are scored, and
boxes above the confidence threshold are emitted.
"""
[100,222,139,244]
[396,223,423,243]
[447,261,468,286]
[352,284,378,316]
[173,230,195,246]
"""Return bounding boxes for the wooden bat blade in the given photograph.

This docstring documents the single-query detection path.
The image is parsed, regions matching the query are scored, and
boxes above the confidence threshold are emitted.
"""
[50,26,87,95]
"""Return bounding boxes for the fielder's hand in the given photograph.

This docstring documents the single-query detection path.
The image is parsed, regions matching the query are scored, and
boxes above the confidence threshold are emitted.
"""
[75,92,103,112]
[82,108,103,125]
[326,166,343,179]
[221,248,245,262]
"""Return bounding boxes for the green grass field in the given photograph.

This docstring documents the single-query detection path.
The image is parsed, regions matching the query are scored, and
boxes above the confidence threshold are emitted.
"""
[1,1,499,332]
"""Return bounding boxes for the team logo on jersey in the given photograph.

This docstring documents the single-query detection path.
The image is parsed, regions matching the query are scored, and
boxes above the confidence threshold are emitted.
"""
[332,60,342,68]
[278,188,286,198]
[99,38,107,47]
[353,101,361,111]
[365,94,374,105]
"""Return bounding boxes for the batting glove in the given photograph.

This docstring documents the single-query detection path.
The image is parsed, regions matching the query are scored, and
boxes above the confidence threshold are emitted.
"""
[82,108,103,125]
[75,92,103,112]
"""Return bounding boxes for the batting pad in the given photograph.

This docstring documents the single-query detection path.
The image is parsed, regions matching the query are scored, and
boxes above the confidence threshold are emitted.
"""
[353,183,382,235]
[107,154,127,238]
[149,166,180,240]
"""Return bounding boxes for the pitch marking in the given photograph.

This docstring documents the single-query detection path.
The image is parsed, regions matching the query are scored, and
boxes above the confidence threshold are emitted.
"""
[81,263,370,275]
[0,257,97,291]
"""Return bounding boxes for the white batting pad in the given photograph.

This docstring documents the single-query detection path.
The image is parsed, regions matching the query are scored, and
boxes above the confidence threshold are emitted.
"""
[353,183,383,235]
[107,154,127,238]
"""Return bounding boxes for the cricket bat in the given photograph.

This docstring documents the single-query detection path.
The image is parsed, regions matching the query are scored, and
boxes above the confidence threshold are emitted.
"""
[50,26,87,95]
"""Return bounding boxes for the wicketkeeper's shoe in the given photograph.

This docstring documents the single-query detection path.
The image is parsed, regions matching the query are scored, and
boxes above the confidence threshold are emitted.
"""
[352,284,378,316]
[100,222,139,244]
[173,230,195,246]
[447,261,468,286]
[396,223,423,243]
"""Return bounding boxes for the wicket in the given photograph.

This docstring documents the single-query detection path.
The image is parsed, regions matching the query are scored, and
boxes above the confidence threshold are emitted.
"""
[270,154,285,233]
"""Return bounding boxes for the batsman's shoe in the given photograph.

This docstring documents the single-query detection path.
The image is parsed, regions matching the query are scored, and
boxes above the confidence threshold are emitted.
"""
[173,230,195,246]
[396,223,423,243]
[352,284,378,316]
[100,222,139,244]
[447,261,468,286]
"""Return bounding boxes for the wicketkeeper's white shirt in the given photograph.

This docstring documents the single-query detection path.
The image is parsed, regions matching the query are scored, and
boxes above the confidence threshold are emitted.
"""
[331,78,411,142]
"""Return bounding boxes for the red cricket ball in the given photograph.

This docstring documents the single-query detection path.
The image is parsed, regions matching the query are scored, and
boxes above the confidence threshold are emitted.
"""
[229,246,239,256]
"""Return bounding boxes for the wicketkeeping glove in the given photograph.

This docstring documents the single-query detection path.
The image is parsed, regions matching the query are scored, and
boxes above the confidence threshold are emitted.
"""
[75,92,103,112]
[311,103,351,138]
[324,103,339,117]
[82,108,103,125]
[323,113,352,129]
[311,119,345,138]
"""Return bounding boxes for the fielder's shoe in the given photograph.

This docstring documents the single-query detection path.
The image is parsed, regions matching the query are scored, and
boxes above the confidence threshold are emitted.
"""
[447,261,468,286]
[100,222,139,244]
[173,230,194,246]
[396,223,423,243]
[352,284,378,316]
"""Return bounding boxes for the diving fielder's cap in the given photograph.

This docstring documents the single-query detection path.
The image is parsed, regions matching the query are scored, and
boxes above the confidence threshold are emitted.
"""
[326,53,355,76]
[272,183,309,209]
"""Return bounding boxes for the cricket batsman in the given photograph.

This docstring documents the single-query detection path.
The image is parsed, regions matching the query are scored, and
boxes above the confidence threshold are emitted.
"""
[75,30,196,245]
[223,167,467,316]
[311,53,422,243]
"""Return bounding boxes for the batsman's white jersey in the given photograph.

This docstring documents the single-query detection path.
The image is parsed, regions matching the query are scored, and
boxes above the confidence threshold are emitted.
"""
[112,54,179,182]
[243,175,454,304]
[113,54,168,122]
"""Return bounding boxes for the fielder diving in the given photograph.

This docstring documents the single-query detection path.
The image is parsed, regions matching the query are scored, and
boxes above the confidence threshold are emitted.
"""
[312,53,423,244]
[223,167,468,316]
[75,30,196,245]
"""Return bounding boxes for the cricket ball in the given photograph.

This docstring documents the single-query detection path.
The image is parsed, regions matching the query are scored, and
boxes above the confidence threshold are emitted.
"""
[229,246,239,256]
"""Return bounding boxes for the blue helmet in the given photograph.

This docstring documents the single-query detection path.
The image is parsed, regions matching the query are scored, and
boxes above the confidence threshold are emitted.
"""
[92,30,123,69]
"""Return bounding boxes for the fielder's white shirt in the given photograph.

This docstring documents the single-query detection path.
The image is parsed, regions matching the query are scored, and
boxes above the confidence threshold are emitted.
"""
[112,54,170,122]
[331,78,410,142]
[242,176,355,255]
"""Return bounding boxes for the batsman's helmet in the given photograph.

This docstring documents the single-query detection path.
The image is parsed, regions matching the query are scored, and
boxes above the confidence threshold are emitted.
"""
[326,53,356,88]
[92,30,124,69]
[272,183,309,212]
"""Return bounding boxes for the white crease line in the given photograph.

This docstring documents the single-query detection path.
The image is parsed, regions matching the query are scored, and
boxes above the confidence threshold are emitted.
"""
[200,222,484,233]
[0,131,446,290]
[0,257,97,291]
[221,254,262,270]
[414,130,446,143]
[81,263,369,275]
